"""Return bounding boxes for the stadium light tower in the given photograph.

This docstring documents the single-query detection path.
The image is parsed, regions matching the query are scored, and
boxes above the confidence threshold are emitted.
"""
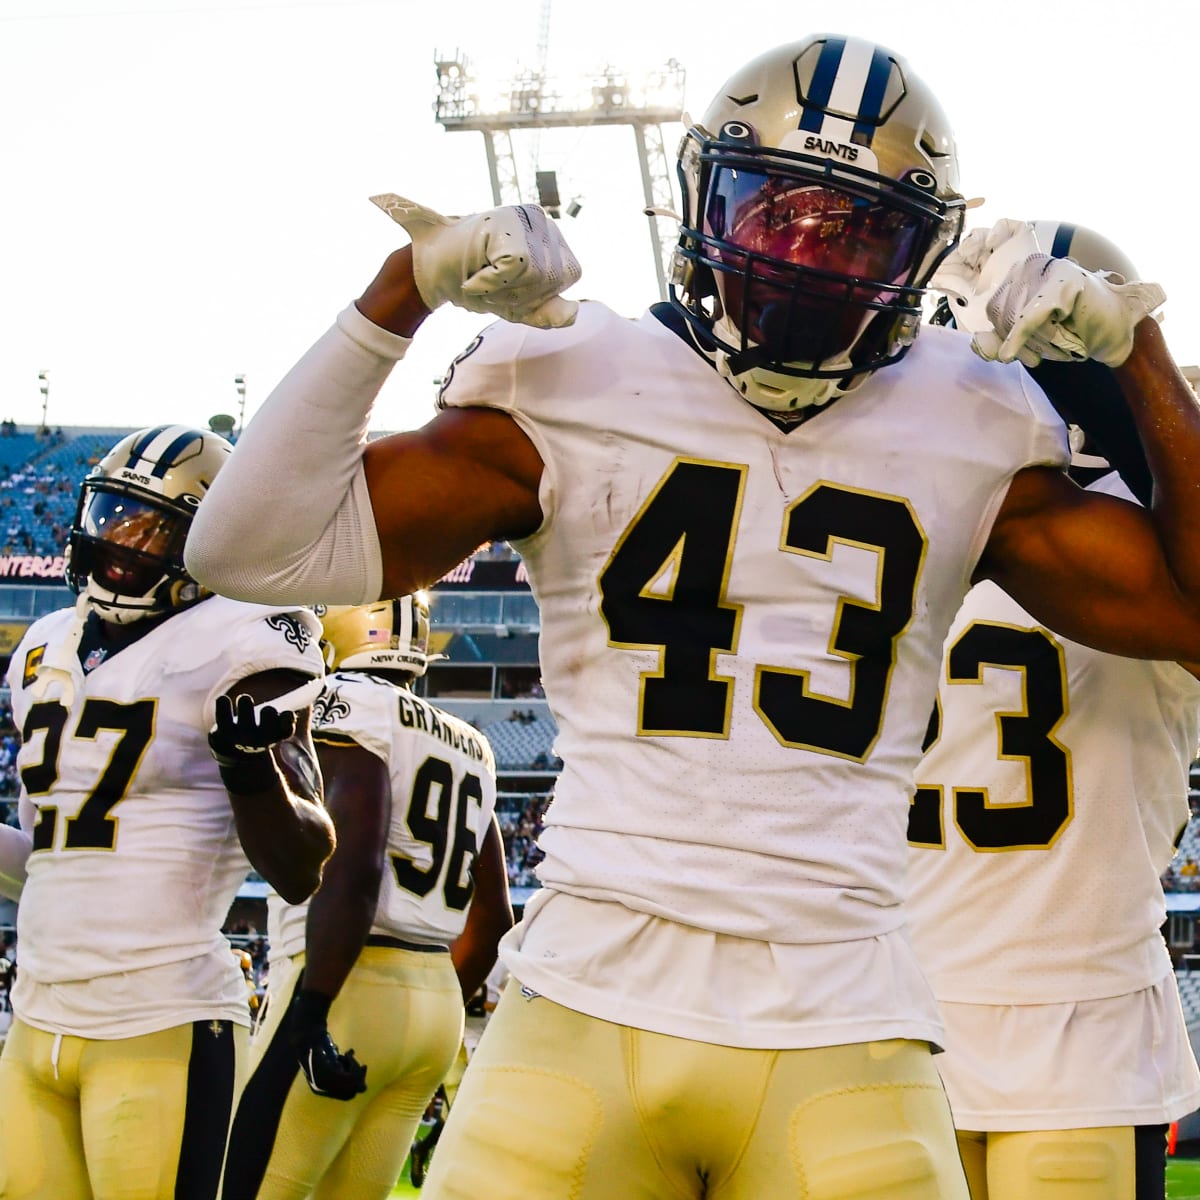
[433,52,686,302]
[37,370,49,433]
[233,374,247,435]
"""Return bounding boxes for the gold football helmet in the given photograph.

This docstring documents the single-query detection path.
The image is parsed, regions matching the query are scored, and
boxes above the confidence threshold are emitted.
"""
[319,593,432,677]
[672,34,966,414]
[67,425,232,624]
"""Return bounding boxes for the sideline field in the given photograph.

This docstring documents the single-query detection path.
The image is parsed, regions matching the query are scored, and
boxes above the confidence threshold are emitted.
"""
[391,1169,420,1197]
[1171,1156,1200,1199]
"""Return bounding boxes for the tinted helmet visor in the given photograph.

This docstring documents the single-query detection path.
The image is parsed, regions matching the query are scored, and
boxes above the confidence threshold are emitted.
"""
[700,163,935,369]
[69,487,189,597]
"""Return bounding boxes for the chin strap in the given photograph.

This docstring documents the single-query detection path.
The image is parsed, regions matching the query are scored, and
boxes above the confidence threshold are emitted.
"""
[715,350,847,412]
[657,299,867,417]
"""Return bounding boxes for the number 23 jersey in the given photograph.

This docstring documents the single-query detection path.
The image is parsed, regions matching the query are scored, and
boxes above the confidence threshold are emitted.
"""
[907,471,1200,1004]
[438,303,1067,949]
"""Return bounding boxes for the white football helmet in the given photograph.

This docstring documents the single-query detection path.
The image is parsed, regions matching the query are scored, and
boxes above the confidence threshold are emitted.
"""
[318,593,432,678]
[1030,220,1140,284]
[67,425,232,624]
[671,34,966,415]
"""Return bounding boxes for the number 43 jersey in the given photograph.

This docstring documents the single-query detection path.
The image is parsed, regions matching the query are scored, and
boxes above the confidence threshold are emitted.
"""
[437,302,1068,951]
[269,671,499,960]
[6,595,324,1035]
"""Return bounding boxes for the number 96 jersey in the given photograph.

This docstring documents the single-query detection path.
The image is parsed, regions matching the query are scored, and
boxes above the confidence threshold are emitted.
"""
[6,595,324,1033]
[269,671,498,960]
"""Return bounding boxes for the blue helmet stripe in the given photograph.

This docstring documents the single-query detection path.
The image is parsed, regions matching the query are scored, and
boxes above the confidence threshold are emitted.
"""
[1049,223,1077,259]
[151,430,202,477]
[798,37,845,132]
[852,46,894,145]
[125,425,170,468]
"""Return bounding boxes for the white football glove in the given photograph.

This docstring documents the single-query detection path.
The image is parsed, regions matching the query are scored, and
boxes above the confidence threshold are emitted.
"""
[369,193,581,329]
[931,219,1042,340]
[931,219,1165,368]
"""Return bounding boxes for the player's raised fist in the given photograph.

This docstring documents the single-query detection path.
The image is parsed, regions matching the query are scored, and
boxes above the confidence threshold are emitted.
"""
[369,193,581,329]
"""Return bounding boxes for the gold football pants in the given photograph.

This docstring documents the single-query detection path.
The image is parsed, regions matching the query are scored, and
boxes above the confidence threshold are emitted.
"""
[0,1015,244,1200]
[956,1125,1168,1200]
[422,981,970,1199]
[221,945,463,1200]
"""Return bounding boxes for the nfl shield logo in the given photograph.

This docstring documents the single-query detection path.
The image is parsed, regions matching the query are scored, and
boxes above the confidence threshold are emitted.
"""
[84,648,107,671]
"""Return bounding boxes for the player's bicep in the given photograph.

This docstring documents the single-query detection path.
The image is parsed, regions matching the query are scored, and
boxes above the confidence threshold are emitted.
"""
[980,465,1200,659]
[363,406,544,597]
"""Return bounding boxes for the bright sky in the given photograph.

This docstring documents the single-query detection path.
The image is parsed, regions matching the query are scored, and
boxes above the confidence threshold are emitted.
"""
[2,0,1197,434]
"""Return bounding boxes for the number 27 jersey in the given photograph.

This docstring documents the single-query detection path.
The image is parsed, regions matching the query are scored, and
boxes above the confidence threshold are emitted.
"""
[8,595,324,989]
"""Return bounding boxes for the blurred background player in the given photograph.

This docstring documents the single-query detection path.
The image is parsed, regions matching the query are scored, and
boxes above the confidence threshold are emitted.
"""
[222,593,511,1200]
[185,33,1200,1200]
[0,424,333,1200]
[908,224,1200,1200]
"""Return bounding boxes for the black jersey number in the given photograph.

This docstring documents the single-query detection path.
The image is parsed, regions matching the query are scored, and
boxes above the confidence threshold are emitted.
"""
[390,755,484,912]
[599,459,925,760]
[907,621,1073,851]
[22,698,157,853]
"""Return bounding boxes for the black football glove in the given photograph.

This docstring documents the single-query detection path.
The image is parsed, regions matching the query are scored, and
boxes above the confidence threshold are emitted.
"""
[208,694,296,795]
[288,988,368,1101]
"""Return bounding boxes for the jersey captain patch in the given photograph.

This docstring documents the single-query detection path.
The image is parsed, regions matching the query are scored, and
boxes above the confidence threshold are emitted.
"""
[22,644,46,688]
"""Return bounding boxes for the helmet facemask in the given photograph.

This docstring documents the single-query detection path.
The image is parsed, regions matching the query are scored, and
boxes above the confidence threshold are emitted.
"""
[68,484,199,624]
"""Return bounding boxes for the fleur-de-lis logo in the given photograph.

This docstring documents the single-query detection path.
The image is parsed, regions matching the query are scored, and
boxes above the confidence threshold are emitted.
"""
[312,686,352,728]
[266,613,312,651]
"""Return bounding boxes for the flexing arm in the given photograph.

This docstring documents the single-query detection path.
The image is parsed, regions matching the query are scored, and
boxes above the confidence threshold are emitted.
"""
[217,668,335,904]
[186,202,572,604]
[449,816,514,1002]
[981,319,1200,659]
[184,302,408,605]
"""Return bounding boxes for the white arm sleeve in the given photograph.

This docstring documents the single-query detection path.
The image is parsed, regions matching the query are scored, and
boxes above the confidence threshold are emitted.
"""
[184,304,413,605]
[0,820,31,902]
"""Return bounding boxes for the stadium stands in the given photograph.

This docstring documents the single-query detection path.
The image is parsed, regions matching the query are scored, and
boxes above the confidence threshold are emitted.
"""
[477,712,560,772]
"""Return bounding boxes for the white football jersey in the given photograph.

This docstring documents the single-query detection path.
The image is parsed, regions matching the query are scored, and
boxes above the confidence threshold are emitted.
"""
[439,303,1067,950]
[269,671,498,960]
[907,472,1200,1004]
[435,305,1073,1047]
[7,595,323,1031]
